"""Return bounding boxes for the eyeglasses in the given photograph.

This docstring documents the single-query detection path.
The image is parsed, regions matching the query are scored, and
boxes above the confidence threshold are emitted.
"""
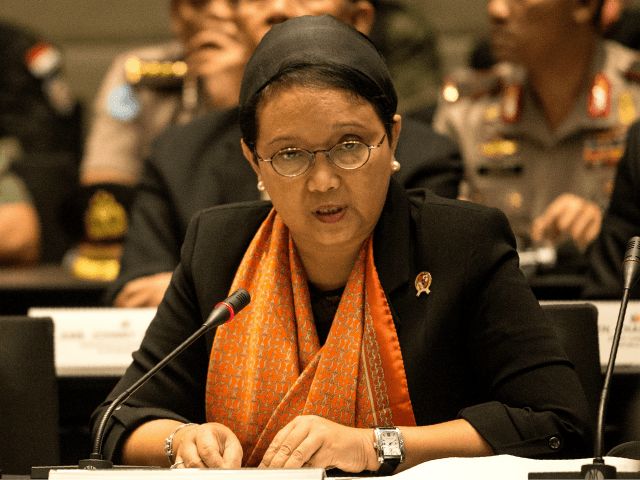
[255,134,386,177]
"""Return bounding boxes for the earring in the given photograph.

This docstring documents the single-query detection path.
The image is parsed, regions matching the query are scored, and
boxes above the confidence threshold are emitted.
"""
[392,160,401,172]
[257,181,265,191]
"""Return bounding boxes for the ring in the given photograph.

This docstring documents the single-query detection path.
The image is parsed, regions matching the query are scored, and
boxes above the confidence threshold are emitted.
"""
[170,461,185,469]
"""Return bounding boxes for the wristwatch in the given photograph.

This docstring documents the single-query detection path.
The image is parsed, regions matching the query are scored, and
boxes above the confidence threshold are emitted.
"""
[373,427,405,476]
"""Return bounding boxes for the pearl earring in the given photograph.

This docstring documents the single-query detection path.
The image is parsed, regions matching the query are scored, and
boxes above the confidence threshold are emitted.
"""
[392,160,401,172]
[257,181,265,191]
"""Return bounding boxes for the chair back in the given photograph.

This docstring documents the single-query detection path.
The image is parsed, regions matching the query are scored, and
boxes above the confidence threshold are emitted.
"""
[0,316,59,475]
[541,303,602,430]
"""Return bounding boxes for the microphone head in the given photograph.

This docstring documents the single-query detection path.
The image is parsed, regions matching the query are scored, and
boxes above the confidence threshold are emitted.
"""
[226,288,251,315]
[622,236,640,291]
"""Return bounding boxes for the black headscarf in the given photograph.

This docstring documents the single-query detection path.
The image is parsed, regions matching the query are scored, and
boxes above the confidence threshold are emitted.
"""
[238,14,397,112]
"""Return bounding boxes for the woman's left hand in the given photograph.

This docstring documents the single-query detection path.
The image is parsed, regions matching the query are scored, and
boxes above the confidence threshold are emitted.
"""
[259,415,378,473]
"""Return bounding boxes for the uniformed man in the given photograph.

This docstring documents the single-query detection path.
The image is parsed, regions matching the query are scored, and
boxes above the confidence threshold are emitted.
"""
[70,0,251,280]
[0,21,81,266]
[433,0,640,271]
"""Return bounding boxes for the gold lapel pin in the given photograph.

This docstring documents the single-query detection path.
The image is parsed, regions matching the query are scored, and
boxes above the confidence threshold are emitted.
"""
[415,272,432,297]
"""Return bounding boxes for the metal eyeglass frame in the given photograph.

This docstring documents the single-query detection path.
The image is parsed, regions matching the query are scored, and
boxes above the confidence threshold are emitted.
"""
[254,134,386,177]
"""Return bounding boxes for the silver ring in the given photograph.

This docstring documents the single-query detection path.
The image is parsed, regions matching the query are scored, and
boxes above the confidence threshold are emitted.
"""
[170,460,185,469]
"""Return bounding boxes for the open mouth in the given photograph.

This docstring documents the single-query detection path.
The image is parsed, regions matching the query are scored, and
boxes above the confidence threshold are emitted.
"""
[314,205,346,223]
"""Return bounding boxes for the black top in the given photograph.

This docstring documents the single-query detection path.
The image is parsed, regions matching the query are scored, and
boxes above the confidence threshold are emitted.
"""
[92,180,591,464]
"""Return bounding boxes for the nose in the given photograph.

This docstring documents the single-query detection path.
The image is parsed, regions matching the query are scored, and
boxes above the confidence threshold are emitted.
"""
[487,0,509,22]
[263,0,301,30]
[306,152,340,193]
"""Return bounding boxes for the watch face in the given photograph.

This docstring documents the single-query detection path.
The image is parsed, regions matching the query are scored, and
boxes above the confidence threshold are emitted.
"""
[381,430,402,456]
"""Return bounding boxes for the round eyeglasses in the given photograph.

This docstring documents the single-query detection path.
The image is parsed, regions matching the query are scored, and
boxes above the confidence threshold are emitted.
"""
[255,134,386,177]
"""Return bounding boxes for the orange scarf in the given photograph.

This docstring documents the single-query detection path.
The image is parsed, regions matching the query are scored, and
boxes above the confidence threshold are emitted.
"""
[205,210,416,466]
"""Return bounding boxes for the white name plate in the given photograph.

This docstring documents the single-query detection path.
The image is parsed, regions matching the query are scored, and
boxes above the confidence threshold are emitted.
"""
[49,468,326,480]
[28,307,157,377]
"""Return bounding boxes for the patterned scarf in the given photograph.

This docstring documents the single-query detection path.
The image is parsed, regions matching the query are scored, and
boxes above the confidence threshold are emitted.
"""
[205,209,416,466]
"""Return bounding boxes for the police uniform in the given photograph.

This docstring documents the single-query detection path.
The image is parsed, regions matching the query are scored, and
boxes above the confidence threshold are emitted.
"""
[433,40,640,249]
[72,42,208,280]
[80,41,204,182]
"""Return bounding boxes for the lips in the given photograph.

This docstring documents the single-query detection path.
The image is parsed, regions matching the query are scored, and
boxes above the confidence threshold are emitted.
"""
[314,205,346,223]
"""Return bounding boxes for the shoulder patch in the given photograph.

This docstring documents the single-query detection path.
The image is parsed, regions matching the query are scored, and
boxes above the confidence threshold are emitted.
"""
[24,42,61,78]
[106,83,141,121]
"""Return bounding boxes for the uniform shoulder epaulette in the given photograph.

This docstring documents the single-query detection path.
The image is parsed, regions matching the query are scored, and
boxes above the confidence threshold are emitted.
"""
[440,68,502,103]
[124,55,187,89]
[624,55,640,84]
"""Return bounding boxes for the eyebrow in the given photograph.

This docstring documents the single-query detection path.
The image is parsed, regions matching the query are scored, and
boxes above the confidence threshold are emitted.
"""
[264,121,373,148]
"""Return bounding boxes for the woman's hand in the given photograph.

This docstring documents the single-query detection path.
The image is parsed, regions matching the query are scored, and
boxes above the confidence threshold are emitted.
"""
[172,423,243,469]
[259,415,378,473]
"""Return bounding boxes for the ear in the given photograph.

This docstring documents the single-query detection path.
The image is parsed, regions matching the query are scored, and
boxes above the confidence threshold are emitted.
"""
[389,114,402,155]
[350,1,376,36]
[572,0,601,25]
[242,139,262,179]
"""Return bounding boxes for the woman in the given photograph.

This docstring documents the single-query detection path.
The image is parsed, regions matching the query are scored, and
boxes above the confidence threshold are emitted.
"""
[91,15,591,474]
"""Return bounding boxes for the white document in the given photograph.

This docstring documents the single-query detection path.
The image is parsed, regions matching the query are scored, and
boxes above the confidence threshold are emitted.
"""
[28,307,157,376]
[391,455,640,480]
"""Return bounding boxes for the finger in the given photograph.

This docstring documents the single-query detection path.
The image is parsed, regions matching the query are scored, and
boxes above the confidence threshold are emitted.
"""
[282,436,323,469]
[260,421,298,468]
[196,428,226,468]
[570,206,602,252]
[180,438,208,469]
[219,432,244,468]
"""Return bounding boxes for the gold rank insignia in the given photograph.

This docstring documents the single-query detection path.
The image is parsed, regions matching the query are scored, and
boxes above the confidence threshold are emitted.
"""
[480,138,518,157]
[415,272,432,296]
[588,73,611,118]
[124,56,188,86]
[85,190,128,242]
[618,91,637,126]
[500,83,522,124]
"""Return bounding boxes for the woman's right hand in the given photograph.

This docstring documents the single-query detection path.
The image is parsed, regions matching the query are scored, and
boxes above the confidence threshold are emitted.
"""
[172,422,243,469]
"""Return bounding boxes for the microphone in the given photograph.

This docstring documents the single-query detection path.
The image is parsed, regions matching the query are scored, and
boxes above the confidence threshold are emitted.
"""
[529,237,640,479]
[32,288,250,478]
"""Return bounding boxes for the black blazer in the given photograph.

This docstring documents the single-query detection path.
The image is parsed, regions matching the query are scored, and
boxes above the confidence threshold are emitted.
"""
[104,109,462,303]
[93,180,590,463]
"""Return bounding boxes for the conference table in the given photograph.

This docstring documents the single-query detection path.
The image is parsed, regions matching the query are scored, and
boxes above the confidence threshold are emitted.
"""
[0,265,109,315]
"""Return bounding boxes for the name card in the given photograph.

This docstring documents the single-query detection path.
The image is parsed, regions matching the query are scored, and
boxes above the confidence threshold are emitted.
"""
[28,307,157,376]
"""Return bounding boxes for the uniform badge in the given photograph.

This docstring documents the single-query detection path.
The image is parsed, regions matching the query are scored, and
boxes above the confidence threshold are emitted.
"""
[415,272,432,297]
[588,73,611,118]
[618,91,636,126]
[85,190,128,241]
[501,83,522,124]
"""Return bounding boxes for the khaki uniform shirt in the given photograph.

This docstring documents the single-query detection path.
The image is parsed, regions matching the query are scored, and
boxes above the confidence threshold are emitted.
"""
[80,42,207,182]
[433,40,640,247]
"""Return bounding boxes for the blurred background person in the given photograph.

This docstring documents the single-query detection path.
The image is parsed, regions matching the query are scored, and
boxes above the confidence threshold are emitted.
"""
[0,20,81,266]
[66,0,251,281]
[433,0,640,282]
[105,0,463,308]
